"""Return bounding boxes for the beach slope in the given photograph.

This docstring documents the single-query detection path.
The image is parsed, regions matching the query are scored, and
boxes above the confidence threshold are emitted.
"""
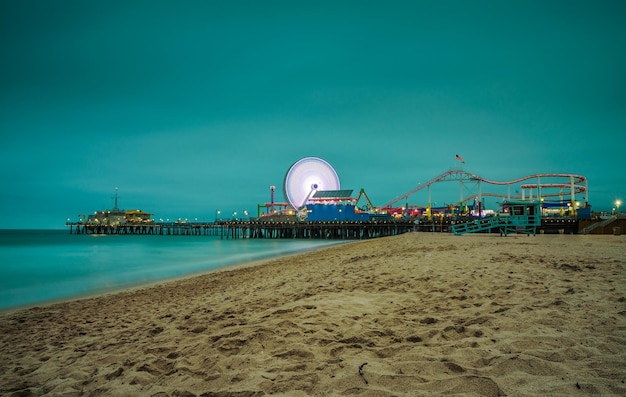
[1,233,625,396]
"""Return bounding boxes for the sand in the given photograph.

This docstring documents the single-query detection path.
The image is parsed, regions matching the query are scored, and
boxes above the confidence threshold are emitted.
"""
[1,232,625,396]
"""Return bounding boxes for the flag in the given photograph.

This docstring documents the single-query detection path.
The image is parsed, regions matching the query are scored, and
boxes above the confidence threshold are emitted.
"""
[455,154,465,164]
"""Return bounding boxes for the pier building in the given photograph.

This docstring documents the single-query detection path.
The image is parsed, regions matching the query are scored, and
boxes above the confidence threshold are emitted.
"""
[305,189,386,222]
[83,189,152,226]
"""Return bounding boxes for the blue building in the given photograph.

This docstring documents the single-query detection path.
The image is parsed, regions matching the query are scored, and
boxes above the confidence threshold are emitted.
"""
[305,190,385,221]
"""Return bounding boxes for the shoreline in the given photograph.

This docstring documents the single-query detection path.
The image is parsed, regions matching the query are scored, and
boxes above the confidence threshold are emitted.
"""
[1,233,624,396]
[0,238,350,315]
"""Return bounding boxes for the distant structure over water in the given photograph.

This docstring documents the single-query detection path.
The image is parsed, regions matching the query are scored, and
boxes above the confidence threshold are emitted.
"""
[80,188,152,226]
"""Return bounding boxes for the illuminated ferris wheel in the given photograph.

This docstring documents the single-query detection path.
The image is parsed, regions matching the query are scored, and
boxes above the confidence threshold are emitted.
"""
[283,157,341,210]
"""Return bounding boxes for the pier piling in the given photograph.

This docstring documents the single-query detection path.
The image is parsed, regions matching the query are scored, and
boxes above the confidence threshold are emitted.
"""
[66,220,417,239]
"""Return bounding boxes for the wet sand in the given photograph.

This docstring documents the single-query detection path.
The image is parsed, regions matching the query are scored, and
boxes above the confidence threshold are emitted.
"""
[1,232,625,396]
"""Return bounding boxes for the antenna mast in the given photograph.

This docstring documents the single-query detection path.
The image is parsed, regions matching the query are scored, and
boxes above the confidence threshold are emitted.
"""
[113,187,119,211]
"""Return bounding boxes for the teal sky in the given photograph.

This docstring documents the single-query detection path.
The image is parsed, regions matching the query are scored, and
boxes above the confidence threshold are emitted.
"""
[1,1,625,228]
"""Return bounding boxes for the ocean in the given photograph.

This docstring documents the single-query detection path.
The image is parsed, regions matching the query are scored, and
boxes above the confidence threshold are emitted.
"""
[0,229,341,311]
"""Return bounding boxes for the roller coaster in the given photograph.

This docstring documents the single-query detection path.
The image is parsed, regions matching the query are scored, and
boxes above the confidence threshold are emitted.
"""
[380,170,589,217]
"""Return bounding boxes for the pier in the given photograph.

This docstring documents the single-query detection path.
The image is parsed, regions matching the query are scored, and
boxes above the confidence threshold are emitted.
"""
[64,215,602,238]
[66,220,417,239]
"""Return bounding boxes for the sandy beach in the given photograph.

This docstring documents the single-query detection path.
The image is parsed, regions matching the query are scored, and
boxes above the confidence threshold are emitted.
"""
[1,232,624,396]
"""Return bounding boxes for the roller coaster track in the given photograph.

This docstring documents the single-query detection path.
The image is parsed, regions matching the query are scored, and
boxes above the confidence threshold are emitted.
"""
[380,170,588,209]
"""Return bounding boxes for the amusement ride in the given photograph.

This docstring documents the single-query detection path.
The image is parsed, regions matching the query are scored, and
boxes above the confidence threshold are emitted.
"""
[259,156,590,221]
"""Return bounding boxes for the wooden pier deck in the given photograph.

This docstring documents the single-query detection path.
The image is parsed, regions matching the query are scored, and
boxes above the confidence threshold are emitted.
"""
[66,220,417,240]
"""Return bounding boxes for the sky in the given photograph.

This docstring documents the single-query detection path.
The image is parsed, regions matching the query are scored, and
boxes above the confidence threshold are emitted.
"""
[1,0,625,229]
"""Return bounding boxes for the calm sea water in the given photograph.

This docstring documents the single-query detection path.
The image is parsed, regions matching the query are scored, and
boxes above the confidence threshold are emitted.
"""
[0,230,340,311]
